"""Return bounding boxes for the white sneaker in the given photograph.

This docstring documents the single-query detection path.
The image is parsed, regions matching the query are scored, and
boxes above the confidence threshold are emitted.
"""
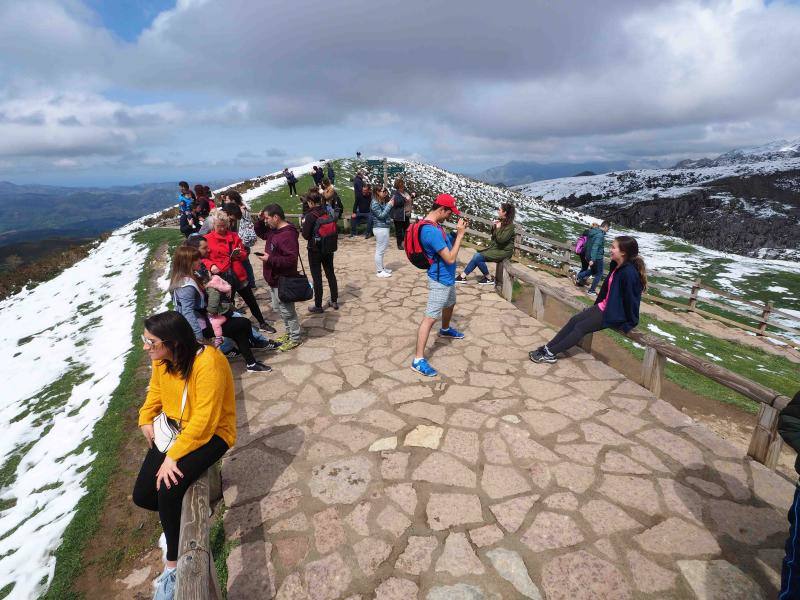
[382,268,393,274]
[377,271,392,278]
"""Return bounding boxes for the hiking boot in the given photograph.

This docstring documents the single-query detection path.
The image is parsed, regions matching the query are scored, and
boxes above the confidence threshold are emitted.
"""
[252,338,281,351]
[455,274,469,284]
[411,358,438,377]
[258,321,277,334]
[278,339,302,352]
[153,568,176,600]
[438,327,465,340]
[308,305,325,314]
[529,349,557,364]
[327,300,339,310]
[246,361,272,372]
[477,276,496,285]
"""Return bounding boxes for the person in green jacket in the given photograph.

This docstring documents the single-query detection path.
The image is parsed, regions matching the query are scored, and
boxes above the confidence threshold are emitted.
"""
[576,220,610,295]
[455,202,516,285]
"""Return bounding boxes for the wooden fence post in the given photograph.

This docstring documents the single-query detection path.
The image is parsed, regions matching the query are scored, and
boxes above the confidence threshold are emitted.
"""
[641,346,665,398]
[495,262,504,293]
[560,251,571,275]
[747,401,783,468]
[688,278,701,311]
[501,270,514,302]
[209,461,222,504]
[533,286,545,322]
[176,470,221,600]
[757,301,773,336]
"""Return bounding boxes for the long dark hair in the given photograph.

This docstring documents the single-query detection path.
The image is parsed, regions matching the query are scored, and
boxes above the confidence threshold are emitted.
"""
[615,235,647,291]
[144,311,203,379]
[500,202,516,226]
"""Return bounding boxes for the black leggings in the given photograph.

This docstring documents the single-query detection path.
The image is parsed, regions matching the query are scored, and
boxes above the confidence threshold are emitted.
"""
[206,316,256,364]
[132,435,228,561]
[234,284,265,325]
[308,250,337,308]
[547,305,605,355]
[394,219,409,248]
[288,181,297,195]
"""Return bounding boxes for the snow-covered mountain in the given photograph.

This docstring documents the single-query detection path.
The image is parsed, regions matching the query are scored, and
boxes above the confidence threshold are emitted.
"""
[674,138,800,169]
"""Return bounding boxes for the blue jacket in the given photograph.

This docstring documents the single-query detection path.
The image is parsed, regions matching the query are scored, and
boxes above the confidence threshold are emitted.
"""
[178,194,192,214]
[594,261,642,333]
[370,198,393,228]
[585,227,606,260]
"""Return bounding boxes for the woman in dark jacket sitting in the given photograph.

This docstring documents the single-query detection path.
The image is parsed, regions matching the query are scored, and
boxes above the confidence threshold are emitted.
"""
[455,202,516,285]
[529,235,646,363]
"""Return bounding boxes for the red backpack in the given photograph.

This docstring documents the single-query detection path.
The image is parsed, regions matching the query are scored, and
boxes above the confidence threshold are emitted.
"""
[313,212,339,254]
[405,219,446,269]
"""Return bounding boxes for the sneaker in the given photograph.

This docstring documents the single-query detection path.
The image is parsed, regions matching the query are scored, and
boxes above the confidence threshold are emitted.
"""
[411,358,438,377]
[586,289,597,296]
[383,268,393,274]
[377,271,392,278]
[153,568,176,600]
[455,274,469,284]
[308,305,325,314]
[477,276,495,285]
[246,361,272,372]
[438,327,465,339]
[327,300,339,310]
[258,321,277,334]
[252,339,281,351]
[529,349,557,364]
[224,348,241,359]
[278,339,302,352]
[274,333,290,344]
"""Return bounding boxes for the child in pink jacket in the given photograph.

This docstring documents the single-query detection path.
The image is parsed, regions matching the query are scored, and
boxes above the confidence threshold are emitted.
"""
[205,274,232,347]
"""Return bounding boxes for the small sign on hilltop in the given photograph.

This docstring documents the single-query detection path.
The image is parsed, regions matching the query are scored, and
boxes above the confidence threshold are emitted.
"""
[364,158,405,185]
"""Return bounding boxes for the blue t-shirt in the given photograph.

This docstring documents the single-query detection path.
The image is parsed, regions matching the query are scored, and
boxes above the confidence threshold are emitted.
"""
[420,223,456,285]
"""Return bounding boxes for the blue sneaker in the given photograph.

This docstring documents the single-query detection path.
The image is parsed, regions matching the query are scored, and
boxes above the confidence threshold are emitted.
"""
[153,568,176,600]
[438,327,465,339]
[411,358,438,377]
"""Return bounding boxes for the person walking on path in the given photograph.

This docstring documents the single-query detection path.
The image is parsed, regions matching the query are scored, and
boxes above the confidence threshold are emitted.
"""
[133,310,237,600]
[777,390,800,600]
[529,235,646,363]
[254,204,303,351]
[371,187,395,278]
[575,220,610,295]
[573,225,594,283]
[391,178,413,250]
[326,162,335,185]
[283,168,298,197]
[350,171,373,237]
[411,194,467,377]
[301,191,339,312]
[455,202,516,285]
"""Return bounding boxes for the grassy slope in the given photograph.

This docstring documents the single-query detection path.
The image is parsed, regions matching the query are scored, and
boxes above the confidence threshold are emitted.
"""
[41,227,182,600]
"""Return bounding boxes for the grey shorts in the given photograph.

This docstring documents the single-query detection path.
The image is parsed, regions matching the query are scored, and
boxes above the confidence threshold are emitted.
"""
[425,279,457,319]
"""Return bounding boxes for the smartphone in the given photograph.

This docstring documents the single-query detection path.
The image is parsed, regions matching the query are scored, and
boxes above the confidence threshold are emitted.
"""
[254,252,264,257]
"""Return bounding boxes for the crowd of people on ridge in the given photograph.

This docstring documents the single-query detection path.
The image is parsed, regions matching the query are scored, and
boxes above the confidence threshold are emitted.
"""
[134,161,725,600]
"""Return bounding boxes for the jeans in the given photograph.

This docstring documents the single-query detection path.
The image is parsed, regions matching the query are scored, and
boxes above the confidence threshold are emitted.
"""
[242,257,256,288]
[270,287,301,342]
[394,219,409,248]
[578,257,604,292]
[782,485,800,599]
[464,252,489,276]
[308,250,338,308]
[350,212,373,237]
[374,227,390,272]
[218,312,265,355]
[547,305,605,355]
[133,435,228,561]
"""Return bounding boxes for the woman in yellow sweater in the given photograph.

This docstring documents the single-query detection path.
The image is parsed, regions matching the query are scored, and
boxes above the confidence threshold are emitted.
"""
[132,310,236,599]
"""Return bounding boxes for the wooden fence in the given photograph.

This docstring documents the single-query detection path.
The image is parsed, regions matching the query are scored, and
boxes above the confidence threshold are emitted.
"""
[495,259,791,468]
[175,463,223,600]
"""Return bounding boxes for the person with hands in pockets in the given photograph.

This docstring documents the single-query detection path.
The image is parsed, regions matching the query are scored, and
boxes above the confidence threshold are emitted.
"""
[133,311,236,600]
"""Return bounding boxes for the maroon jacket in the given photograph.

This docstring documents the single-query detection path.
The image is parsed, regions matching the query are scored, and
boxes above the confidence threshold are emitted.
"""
[254,220,300,288]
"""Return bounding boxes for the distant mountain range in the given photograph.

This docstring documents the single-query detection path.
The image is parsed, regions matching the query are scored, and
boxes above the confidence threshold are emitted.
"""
[673,138,800,169]
[472,160,632,186]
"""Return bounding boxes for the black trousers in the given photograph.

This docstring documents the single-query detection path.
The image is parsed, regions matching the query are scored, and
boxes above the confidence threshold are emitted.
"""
[234,284,265,325]
[132,435,228,561]
[308,250,338,308]
[547,305,605,355]
[394,219,409,248]
[203,316,256,364]
[288,181,297,195]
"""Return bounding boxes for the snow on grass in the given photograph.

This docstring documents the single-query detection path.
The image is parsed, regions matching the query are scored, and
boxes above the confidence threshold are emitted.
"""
[0,227,149,598]
[646,323,678,342]
[705,352,723,362]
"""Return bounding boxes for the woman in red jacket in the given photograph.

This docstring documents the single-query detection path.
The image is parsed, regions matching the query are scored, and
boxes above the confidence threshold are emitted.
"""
[203,212,274,332]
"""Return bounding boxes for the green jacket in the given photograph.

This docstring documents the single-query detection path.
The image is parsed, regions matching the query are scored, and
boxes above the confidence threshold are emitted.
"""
[207,287,231,316]
[779,392,800,475]
[584,227,606,261]
[481,223,516,262]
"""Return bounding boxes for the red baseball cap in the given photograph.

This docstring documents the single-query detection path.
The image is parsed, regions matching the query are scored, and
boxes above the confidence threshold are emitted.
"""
[435,193,460,215]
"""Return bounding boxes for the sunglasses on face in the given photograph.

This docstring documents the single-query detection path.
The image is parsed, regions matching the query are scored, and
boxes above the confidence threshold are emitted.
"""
[141,334,164,348]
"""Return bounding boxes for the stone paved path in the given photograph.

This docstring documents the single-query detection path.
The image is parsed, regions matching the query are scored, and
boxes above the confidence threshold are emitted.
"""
[222,240,795,600]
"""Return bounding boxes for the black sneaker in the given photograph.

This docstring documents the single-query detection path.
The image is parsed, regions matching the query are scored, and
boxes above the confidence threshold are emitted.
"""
[529,349,557,364]
[252,339,280,351]
[246,361,272,372]
[455,274,469,284]
[308,306,325,314]
[478,276,496,285]
[327,300,339,310]
[258,321,277,334]
[224,348,241,360]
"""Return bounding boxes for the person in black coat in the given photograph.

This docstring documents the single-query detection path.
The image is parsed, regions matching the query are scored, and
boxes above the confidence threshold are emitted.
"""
[529,235,646,363]
[350,171,373,238]
[301,191,339,313]
[312,166,324,187]
[778,391,800,598]
[326,163,335,185]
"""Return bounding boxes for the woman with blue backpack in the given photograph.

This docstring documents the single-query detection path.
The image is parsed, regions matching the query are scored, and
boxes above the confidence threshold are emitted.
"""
[574,221,610,295]
[530,235,646,364]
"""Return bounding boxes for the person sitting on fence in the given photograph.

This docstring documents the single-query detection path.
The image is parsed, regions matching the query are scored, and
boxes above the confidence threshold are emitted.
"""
[455,202,516,285]
[529,235,646,363]
[133,310,236,600]
[777,390,800,599]
[371,186,395,278]
[575,220,610,295]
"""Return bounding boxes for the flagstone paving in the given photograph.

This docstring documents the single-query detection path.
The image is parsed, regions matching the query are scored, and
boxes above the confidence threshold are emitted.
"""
[222,241,794,599]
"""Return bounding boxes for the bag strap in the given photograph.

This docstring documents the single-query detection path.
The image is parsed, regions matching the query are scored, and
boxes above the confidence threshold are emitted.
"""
[297,252,308,277]
[178,347,204,427]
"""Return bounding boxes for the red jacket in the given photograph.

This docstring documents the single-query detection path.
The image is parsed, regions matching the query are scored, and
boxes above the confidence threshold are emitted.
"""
[203,230,248,283]
[254,220,299,287]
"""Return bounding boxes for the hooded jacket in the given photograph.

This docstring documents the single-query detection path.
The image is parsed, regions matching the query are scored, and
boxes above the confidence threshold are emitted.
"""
[585,227,606,261]
[203,230,248,283]
[594,261,642,332]
[254,220,300,287]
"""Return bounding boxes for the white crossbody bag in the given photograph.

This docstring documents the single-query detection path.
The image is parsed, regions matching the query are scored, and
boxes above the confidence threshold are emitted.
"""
[153,382,188,453]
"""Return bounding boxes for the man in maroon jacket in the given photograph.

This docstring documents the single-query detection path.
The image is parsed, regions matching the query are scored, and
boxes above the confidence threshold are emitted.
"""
[254,204,302,351]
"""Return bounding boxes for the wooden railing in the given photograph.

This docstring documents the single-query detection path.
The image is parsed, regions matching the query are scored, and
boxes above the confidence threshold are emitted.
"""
[495,259,791,468]
[175,463,223,600]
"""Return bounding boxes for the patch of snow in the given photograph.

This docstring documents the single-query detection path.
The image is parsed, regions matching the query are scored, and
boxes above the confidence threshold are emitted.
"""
[705,353,723,362]
[646,323,678,342]
[768,285,790,293]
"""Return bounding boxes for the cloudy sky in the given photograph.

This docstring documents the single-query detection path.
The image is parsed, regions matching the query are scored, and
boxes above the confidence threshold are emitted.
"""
[2,0,800,185]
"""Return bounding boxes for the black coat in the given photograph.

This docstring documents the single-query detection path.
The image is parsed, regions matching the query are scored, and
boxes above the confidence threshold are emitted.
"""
[594,261,642,333]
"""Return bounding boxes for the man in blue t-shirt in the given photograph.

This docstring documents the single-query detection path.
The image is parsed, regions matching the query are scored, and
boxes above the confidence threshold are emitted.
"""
[412,194,467,377]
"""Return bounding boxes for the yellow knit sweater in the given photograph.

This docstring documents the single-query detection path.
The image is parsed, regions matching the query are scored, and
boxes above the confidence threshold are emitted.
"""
[138,346,236,460]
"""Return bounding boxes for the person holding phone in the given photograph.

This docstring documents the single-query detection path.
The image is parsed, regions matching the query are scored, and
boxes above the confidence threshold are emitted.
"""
[411,194,467,378]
